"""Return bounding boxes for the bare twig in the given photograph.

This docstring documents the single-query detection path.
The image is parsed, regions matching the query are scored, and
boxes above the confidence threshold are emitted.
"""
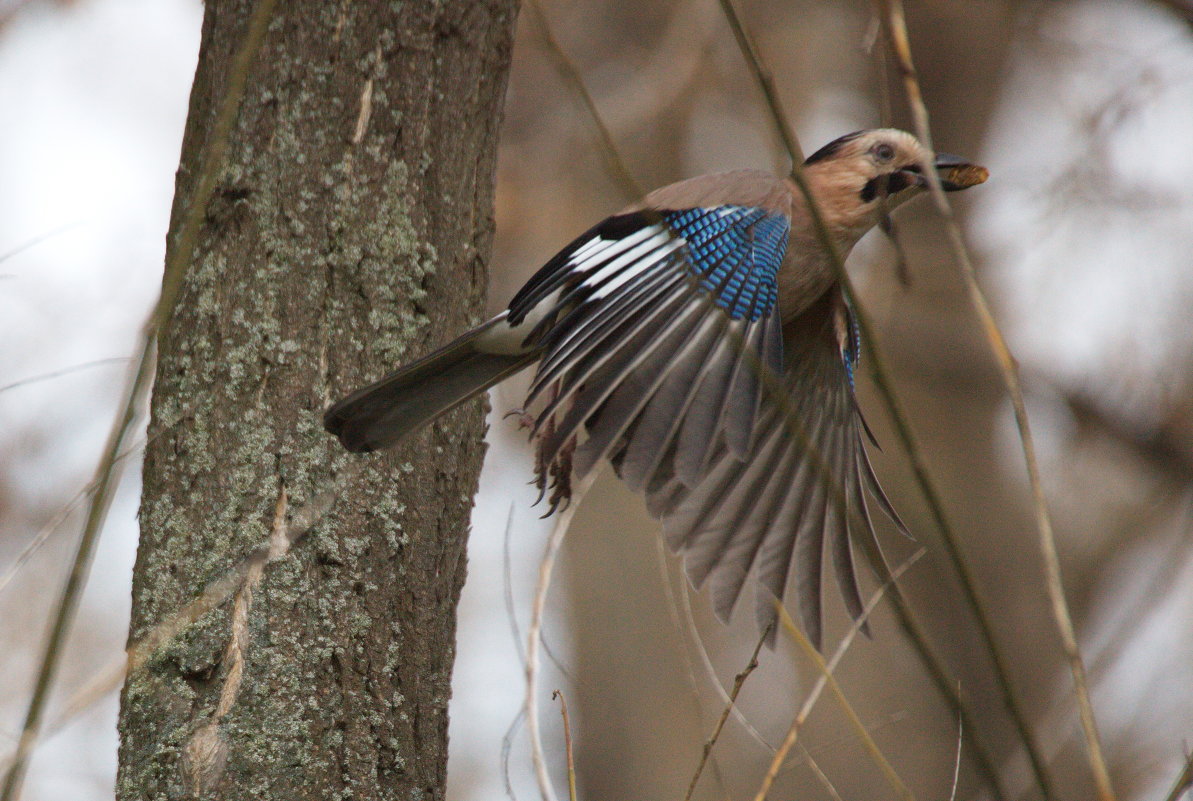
[714,0,804,165]
[676,562,775,752]
[0,222,84,265]
[0,1,280,795]
[552,691,579,801]
[526,0,643,202]
[653,539,734,800]
[878,3,1114,800]
[527,470,598,801]
[683,626,768,801]
[0,336,155,801]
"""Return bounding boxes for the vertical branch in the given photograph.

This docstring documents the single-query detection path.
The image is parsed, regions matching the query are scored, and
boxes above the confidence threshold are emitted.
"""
[0,2,280,797]
[877,3,1114,800]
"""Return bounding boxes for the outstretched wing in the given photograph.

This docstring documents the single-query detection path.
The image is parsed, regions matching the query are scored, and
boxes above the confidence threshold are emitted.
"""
[645,289,905,649]
[508,205,789,510]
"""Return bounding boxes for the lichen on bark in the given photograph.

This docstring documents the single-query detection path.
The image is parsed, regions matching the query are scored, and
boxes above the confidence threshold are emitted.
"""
[117,2,519,799]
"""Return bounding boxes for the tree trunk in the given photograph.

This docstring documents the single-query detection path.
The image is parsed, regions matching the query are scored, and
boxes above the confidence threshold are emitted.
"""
[116,2,518,799]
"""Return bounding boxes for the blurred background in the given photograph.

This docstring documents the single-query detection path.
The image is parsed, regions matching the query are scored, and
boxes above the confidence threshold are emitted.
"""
[2,1,1192,800]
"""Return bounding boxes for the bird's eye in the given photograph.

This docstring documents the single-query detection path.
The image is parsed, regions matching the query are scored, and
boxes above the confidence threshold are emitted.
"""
[872,143,896,163]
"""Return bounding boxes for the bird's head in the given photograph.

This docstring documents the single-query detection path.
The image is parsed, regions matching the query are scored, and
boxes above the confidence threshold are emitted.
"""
[799,128,988,241]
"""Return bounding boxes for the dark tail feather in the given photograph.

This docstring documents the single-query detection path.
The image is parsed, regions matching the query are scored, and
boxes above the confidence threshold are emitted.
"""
[324,322,536,453]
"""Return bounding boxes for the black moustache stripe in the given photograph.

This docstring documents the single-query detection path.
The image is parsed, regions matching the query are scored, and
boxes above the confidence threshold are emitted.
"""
[860,171,915,203]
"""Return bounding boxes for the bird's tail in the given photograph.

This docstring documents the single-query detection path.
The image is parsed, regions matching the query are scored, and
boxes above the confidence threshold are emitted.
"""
[324,315,536,453]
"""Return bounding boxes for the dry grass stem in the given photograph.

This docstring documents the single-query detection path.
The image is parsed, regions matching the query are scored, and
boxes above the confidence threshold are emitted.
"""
[878,2,1113,799]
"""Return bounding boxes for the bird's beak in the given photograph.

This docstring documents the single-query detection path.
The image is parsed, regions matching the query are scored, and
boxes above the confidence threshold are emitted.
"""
[933,152,989,191]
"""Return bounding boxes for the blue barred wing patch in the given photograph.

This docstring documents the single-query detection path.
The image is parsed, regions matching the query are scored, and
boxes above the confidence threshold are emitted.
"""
[663,206,788,321]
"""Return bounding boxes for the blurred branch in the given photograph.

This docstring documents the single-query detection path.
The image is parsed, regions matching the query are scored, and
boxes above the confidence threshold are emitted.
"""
[0,357,130,395]
[0,222,85,265]
[1062,388,1193,484]
[676,557,773,751]
[714,0,804,165]
[1163,749,1193,801]
[752,550,923,801]
[654,540,735,799]
[1148,0,1193,26]
[526,0,643,201]
[877,3,1115,800]
[0,435,140,597]
[800,744,845,801]
[0,0,280,797]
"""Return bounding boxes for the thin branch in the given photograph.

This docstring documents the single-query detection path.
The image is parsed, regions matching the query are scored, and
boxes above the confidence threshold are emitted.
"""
[676,558,775,752]
[683,626,768,801]
[714,0,804,165]
[526,0,643,202]
[877,3,1114,800]
[0,336,155,801]
[799,743,845,801]
[0,222,85,265]
[552,691,579,801]
[527,470,598,801]
[0,1,280,796]
[654,539,734,800]
[0,357,130,395]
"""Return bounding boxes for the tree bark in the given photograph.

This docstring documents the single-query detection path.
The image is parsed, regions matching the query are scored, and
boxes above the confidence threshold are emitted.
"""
[117,2,518,799]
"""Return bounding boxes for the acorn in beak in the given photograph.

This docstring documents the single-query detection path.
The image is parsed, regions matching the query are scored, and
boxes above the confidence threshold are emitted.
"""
[933,152,989,191]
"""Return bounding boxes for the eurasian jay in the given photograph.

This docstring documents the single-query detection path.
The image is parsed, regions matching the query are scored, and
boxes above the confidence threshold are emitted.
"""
[324,128,988,648]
